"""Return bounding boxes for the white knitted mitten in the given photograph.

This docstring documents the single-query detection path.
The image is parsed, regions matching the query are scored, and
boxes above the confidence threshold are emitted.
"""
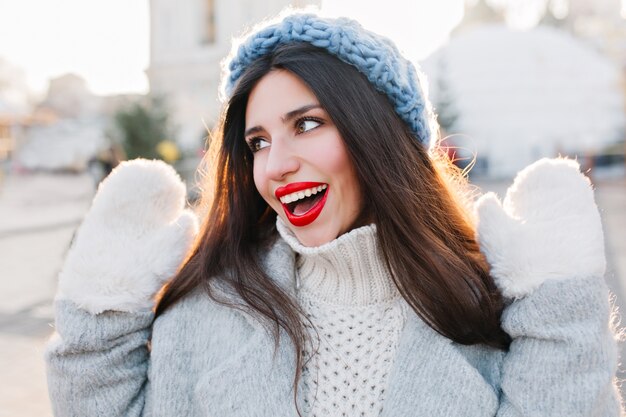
[56,159,199,314]
[475,158,605,299]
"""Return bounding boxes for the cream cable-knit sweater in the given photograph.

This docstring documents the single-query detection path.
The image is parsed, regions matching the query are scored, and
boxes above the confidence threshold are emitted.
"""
[276,218,408,417]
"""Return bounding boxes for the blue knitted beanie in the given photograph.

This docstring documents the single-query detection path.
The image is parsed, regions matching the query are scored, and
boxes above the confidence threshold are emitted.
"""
[221,11,436,149]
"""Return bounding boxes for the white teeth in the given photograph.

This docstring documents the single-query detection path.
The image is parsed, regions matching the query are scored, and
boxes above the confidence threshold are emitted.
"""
[279,184,327,204]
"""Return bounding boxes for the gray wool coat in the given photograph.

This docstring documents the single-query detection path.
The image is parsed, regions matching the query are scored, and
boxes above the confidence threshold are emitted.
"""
[45,233,622,417]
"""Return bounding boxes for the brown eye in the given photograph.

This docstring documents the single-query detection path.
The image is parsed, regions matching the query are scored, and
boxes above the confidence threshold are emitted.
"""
[296,118,322,134]
[247,137,270,153]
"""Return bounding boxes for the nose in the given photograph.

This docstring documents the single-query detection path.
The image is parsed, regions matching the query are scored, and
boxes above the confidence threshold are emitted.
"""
[264,138,300,180]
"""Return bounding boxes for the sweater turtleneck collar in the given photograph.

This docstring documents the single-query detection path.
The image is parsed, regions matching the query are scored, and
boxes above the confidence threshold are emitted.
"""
[276,217,401,306]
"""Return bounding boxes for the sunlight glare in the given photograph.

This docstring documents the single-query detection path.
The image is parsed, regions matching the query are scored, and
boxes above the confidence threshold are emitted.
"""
[320,0,464,63]
[0,0,149,97]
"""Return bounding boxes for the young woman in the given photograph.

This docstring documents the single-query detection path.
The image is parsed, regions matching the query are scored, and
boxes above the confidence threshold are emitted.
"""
[45,11,623,416]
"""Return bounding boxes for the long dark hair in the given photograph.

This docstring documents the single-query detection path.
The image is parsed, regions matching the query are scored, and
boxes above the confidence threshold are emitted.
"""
[156,42,511,396]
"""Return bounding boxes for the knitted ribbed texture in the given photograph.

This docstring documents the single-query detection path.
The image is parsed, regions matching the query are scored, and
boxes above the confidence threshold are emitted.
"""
[276,218,407,417]
[221,12,436,148]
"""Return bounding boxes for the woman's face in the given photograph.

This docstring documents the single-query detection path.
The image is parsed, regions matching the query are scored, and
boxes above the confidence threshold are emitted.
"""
[244,69,363,247]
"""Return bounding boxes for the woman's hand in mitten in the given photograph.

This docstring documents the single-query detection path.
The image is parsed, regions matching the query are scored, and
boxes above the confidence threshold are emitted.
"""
[474,158,605,299]
[56,159,199,314]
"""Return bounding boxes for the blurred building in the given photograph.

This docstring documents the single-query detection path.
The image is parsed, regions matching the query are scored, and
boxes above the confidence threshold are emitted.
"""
[423,0,626,177]
[452,0,504,35]
[0,59,32,164]
[0,110,58,167]
[14,74,141,172]
[38,74,101,120]
[147,0,321,152]
[0,114,18,163]
[540,0,626,72]
[545,0,626,174]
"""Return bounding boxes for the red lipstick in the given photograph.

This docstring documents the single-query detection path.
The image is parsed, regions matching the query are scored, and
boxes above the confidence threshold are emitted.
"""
[275,182,329,227]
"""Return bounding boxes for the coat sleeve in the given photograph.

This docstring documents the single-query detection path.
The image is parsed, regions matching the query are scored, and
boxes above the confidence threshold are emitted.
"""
[495,276,623,416]
[42,159,198,416]
[44,300,154,417]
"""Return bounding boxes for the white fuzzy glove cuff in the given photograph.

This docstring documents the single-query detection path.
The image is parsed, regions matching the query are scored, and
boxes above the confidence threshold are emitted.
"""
[475,158,606,299]
[56,159,199,314]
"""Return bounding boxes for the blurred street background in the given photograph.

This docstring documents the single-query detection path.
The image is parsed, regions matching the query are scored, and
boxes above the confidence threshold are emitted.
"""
[1,0,626,415]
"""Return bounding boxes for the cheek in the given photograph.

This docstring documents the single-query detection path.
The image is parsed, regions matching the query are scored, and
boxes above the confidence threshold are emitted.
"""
[324,143,354,184]
[324,144,362,210]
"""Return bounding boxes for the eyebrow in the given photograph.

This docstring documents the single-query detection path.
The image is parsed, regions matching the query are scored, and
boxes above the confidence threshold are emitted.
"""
[244,104,322,137]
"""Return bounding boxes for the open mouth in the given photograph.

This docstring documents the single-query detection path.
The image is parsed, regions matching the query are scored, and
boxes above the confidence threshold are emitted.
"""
[276,183,329,227]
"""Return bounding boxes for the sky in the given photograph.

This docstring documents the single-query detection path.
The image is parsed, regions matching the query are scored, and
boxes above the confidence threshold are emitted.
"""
[0,0,150,97]
[322,0,464,63]
[0,0,580,98]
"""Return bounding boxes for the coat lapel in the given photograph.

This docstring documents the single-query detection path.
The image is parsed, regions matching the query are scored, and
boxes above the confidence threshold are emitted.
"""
[259,234,299,296]
[195,235,303,416]
[381,311,499,416]
[194,326,302,416]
